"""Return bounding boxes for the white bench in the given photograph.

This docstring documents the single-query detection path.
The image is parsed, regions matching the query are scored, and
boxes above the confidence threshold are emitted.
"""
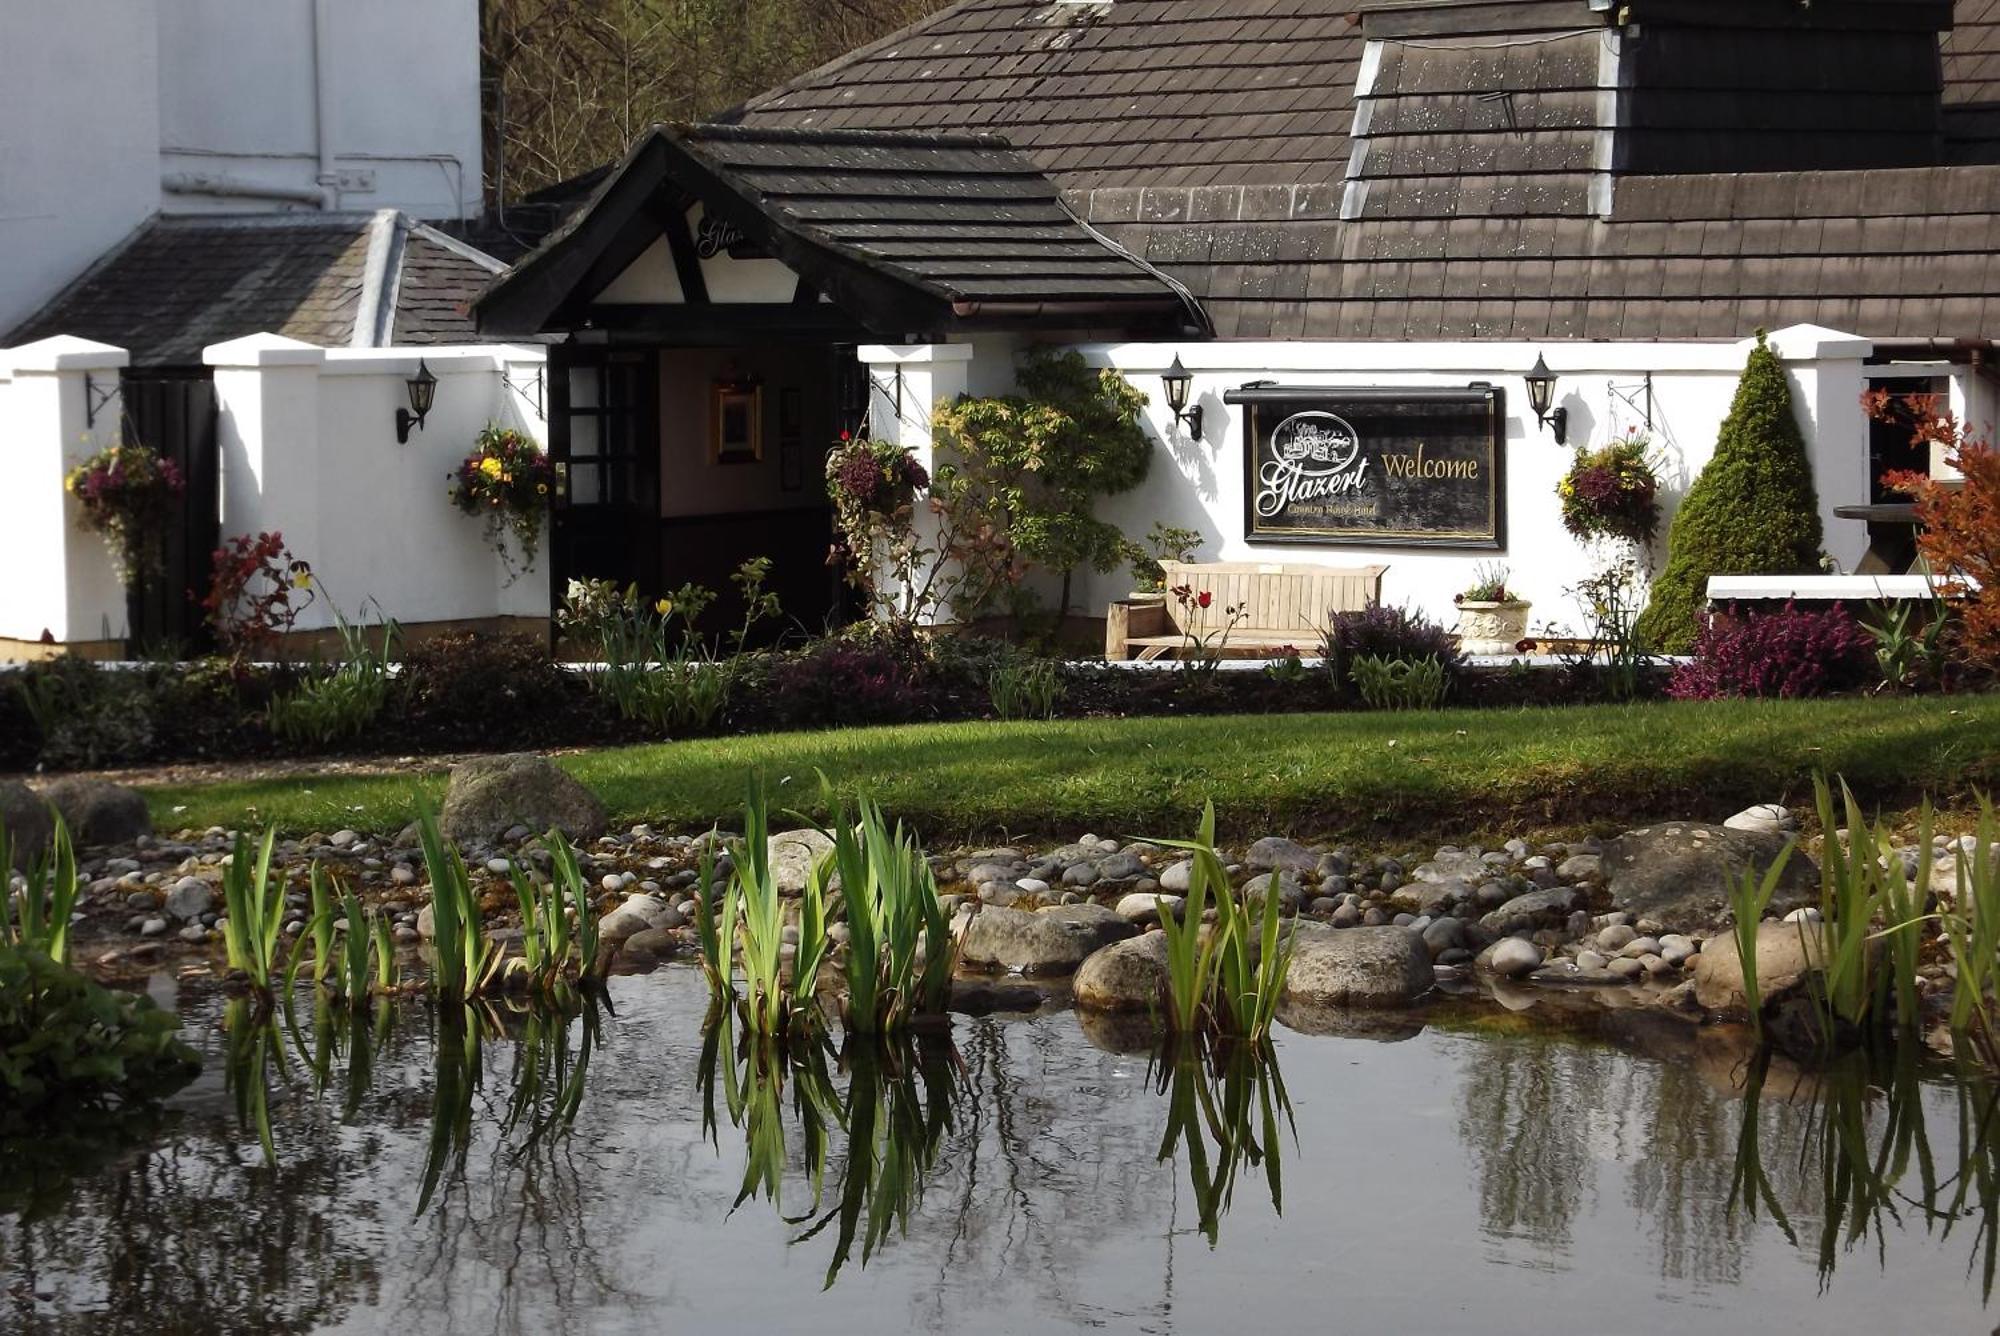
[1705,575,1952,602]
[1106,561,1387,661]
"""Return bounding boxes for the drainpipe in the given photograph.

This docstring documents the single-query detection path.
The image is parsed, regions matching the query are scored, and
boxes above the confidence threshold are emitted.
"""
[162,172,331,206]
[310,0,341,209]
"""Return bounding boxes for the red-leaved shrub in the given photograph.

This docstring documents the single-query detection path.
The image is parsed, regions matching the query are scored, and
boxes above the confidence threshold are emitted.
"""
[1667,601,1873,700]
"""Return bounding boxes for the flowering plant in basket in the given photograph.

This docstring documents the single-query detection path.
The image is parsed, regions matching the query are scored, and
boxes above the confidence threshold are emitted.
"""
[450,425,554,582]
[826,431,929,518]
[1559,430,1662,547]
[64,443,185,584]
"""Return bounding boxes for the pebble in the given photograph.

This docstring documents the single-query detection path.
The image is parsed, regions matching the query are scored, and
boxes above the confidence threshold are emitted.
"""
[140,917,167,937]
[1597,923,1638,952]
[1574,949,1607,970]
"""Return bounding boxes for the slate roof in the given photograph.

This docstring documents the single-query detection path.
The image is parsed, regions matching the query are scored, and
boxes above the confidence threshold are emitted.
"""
[475,123,1206,337]
[7,213,509,365]
[729,0,1366,190]
[720,0,2000,342]
[679,124,1191,307]
[391,226,511,344]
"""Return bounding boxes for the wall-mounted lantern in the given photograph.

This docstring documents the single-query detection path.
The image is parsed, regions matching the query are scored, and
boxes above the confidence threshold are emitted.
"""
[1162,354,1204,439]
[1523,352,1567,446]
[396,358,438,444]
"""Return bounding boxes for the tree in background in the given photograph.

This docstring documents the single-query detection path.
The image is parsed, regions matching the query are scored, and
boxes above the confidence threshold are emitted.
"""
[1868,391,2000,675]
[481,0,952,198]
[1635,333,1824,653]
[931,349,1153,621]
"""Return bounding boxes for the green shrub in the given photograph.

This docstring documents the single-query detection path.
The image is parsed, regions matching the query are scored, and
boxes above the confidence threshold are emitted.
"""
[1636,333,1824,652]
[1349,654,1450,710]
[0,943,199,1127]
[988,658,1064,720]
[396,631,583,748]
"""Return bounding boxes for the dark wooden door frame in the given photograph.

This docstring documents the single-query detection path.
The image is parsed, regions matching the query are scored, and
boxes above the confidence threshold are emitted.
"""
[547,342,662,608]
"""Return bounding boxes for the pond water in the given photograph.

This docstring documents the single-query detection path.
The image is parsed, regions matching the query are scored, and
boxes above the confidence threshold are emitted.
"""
[5,968,1999,1335]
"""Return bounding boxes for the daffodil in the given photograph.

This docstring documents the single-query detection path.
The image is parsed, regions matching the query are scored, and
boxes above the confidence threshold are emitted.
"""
[655,598,673,616]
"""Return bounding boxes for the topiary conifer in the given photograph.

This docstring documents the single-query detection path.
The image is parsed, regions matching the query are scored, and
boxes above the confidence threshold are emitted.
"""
[1635,333,1824,652]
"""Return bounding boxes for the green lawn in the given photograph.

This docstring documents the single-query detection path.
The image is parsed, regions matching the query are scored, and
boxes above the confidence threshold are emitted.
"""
[140,695,2000,845]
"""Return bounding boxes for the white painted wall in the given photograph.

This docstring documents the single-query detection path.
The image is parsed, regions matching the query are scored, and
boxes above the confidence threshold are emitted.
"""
[0,338,133,644]
[206,337,549,634]
[869,327,1879,637]
[0,1,161,336]
[0,0,481,336]
[158,0,482,219]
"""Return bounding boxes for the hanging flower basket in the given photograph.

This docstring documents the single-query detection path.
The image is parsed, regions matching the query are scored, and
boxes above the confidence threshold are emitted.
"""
[450,424,555,583]
[64,443,185,585]
[826,432,929,519]
[1559,431,1662,548]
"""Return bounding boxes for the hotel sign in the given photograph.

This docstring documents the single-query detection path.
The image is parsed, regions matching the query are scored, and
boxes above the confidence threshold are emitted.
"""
[1225,385,1506,548]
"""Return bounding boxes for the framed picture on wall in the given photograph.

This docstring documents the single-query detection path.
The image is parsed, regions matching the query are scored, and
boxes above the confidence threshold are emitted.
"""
[710,381,763,465]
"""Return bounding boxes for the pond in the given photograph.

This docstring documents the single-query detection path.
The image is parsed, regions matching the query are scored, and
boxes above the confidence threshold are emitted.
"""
[5,968,1998,1334]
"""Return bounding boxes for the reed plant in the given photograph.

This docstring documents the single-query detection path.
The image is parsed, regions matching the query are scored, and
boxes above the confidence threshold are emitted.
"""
[221,996,286,1164]
[220,827,287,993]
[1724,842,1797,1041]
[0,813,78,965]
[1943,799,2000,1064]
[416,1003,485,1215]
[696,778,828,1038]
[415,807,505,1001]
[508,861,574,986]
[821,792,957,1036]
[1148,802,1296,1041]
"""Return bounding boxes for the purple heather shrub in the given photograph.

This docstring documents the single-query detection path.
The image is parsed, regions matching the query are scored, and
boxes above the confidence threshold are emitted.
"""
[1323,602,1464,669]
[1667,601,1873,700]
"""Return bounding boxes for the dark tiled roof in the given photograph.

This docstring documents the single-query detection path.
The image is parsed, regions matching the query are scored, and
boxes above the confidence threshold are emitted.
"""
[730,0,1366,190]
[679,124,1184,305]
[8,214,512,365]
[476,123,1205,337]
[1091,164,2000,341]
[1945,0,2000,160]
[392,226,509,344]
[7,216,375,366]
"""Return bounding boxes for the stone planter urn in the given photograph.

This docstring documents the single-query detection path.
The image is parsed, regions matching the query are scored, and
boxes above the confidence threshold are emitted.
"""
[1455,600,1531,655]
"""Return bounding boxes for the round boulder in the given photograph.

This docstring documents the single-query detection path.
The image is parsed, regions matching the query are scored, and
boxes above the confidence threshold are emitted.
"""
[1692,920,1827,1015]
[1281,923,1432,1009]
[960,903,1137,977]
[1,780,53,872]
[1074,931,1169,1012]
[1603,823,1817,934]
[769,827,835,895]
[435,754,608,846]
[39,777,151,848]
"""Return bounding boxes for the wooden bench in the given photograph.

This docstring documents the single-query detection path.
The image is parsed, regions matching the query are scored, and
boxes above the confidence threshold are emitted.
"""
[1105,561,1388,661]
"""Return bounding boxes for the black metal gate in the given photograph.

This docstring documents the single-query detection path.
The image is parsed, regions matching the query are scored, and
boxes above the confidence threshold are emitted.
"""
[122,371,220,653]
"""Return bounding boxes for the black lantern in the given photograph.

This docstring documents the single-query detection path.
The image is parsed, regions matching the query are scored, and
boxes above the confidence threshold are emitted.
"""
[1162,354,1204,439]
[1524,351,1567,446]
[396,358,438,444]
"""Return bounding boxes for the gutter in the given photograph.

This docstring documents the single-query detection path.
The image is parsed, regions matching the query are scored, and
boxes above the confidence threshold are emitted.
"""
[948,297,1202,326]
[161,172,329,207]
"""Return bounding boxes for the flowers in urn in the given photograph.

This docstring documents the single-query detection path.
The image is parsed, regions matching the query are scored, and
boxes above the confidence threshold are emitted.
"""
[1559,429,1663,550]
[1453,562,1532,656]
[450,424,554,583]
[63,442,185,585]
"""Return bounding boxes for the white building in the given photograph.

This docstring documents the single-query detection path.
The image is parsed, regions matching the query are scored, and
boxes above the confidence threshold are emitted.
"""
[469,0,2000,641]
[0,0,547,659]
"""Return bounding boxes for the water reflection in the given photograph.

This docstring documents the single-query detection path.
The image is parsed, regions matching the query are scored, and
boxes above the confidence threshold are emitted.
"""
[13,973,2000,1332]
[1730,1041,2000,1297]
[1151,1038,1293,1245]
[696,1009,965,1286]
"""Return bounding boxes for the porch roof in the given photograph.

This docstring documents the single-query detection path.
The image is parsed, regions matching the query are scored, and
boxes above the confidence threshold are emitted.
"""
[473,123,1210,340]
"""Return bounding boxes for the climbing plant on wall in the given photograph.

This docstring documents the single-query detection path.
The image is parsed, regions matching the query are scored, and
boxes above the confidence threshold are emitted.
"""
[930,348,1153,621]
